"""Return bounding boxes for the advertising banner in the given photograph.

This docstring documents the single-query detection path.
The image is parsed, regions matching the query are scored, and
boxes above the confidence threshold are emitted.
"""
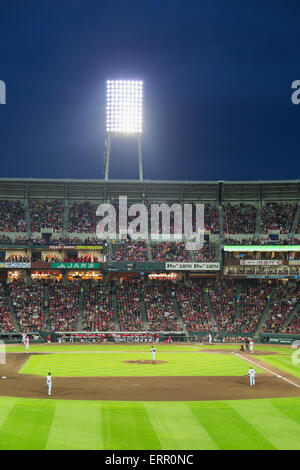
[51,263,101,269]
[0,262,31,268]
[240,260,283,266]
[165,262,220,271]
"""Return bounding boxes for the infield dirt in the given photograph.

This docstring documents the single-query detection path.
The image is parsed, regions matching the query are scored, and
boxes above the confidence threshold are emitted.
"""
[0,352,300,401]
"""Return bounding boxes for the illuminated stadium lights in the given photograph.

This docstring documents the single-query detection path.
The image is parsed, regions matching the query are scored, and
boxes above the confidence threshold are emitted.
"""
[106,80,143,134]
[103,79,144,181]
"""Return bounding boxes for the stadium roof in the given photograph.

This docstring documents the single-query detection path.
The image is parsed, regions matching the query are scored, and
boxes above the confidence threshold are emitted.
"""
[0,178,299,203]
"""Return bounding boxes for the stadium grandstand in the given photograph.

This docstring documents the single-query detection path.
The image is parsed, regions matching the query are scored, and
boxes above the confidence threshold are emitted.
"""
[0,177,299,345]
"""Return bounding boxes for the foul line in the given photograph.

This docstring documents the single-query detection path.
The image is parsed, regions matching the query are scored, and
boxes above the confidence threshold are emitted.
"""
[236,353,300,390]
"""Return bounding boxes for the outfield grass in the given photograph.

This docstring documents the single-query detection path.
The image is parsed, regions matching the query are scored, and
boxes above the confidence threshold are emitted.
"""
[0,396,299,450]
[5,343,198,353]
[6,342,293,354]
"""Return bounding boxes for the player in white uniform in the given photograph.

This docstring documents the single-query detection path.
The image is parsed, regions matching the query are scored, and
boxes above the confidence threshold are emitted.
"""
[248,367,256,386]
[46,373,52,396]
[151,346,156,361]
[208,334,212,344]
[249,339,254,354]
[25,335,29,351]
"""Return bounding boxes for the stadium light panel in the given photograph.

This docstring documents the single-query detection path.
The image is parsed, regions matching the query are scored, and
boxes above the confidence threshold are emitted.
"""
[106,80,143,134]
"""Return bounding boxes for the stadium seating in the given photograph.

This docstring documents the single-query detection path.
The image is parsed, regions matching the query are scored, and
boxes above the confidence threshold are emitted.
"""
[175,281,212,332]
[82,280,114,331]
[142,281,183,331]
[260,202,297,234]
[116,281,145,331]
[109,240,148,262]
[9,279,46,332]
[224,203,257,234]
[48,280,80,332]
[29,199,64,232]
[260,285,299,333]
[151,241,192,262]
[0,286,15,332]
[0,200,26,232]
[68,202,98,233]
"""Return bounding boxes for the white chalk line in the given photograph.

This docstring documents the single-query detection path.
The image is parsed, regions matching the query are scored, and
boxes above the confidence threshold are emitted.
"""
[236,353,300,390]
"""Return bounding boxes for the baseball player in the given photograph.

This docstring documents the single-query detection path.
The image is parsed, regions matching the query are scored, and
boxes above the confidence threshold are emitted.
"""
[25,335,29,351]
[248,367,256,386]
[208,334,212,344]
[151,345,156,361]
[249,339,254,354]
[46,372,52,396]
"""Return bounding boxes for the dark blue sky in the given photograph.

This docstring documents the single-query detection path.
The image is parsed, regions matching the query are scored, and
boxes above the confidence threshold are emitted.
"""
[0,0,299,181]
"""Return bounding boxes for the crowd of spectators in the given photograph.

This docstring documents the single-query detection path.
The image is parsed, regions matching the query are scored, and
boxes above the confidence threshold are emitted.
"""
[1,275,299,336]
[260,202,297,234]
[109,240,148,262]
[0,200,26,232]
[238,284,272,333]
[224,237,300,246]
[260,284,299,333]
[49,236,104,246]
[68,202,98,233]
[43,254,60,263]
[209,282,240,333]
[151,241,192,262]
[48,280,80,331]
[6,254,30,263]
[176,281,212,332]
[63,254,99,264]
[194,241,216,262]
[142,281,183,331]
[0,235,13,244]
[15,236,46,245]
[116,281,144,331]
[82,280,115,331]
[0,284,15,332]
[224,204,257,234]
[9,279,46,331]
[29,199,64,232]
[204,204,219,233]
[282,316,300,334]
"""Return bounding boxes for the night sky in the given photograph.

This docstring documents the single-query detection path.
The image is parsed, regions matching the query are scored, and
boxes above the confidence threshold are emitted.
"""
[0,0,299,182]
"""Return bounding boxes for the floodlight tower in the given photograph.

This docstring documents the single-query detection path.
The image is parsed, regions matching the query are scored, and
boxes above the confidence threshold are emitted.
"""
[104,80,144,181]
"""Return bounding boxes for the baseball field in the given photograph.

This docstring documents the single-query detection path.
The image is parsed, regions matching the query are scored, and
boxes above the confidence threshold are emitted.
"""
[0,342,299,450]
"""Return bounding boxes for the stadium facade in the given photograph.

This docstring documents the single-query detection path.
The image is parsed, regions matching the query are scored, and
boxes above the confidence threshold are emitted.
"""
[0,177,299,345]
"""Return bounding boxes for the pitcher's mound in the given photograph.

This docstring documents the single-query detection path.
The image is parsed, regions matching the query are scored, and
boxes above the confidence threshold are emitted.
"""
[123,360,168,365]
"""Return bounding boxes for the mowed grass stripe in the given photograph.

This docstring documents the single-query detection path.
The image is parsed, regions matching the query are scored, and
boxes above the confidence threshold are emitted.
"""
[187,402,275,450]
[19,352,264,377]
[0,397,17,429]
[100,402,161,450]
[144,402,218,450]
[0,398,55,450]
[45,400,103,450]
[230,398,300,450]
[270,396,300,423]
